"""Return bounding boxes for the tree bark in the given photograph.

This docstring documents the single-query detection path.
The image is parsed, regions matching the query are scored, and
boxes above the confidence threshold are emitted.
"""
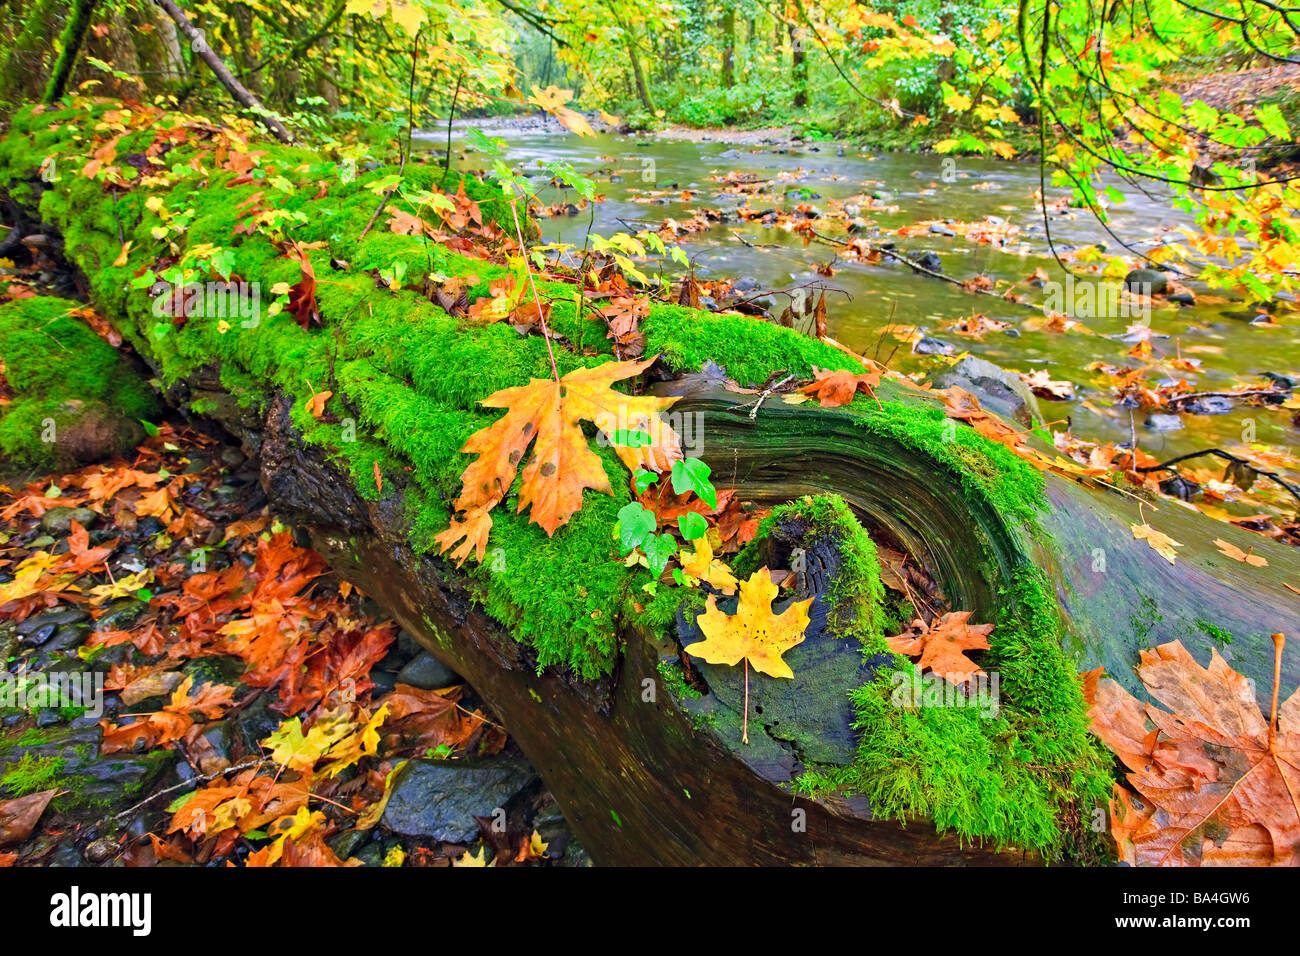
[789,22,807,109]
[721,6,735,88]
[150,0,292,143]
[43,0,98,103]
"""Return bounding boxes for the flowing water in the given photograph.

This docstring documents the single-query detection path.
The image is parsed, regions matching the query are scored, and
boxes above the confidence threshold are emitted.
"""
[418,121,1300,484]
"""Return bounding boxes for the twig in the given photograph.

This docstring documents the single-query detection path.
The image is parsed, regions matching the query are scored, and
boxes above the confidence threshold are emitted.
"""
[1135,447,1300,510]
[439,74,464,190]
[742,373,795,420]
[357,32,420,242]
[110,758,271,823]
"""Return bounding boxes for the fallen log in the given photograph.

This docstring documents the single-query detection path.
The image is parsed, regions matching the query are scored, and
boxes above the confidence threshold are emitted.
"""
[4,99,1299,865]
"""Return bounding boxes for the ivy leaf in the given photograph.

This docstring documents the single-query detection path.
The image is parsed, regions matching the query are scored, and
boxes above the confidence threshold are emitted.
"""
[670,457,717,510]
[617,501,656,554]
[641,533,677,577]
[633,468,658,495]
[677,512,707,541]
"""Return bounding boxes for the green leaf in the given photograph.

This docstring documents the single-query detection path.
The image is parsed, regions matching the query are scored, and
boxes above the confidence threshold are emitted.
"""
[633,468,658,495]
[677,512,708,541]
[610,428,652,448]
[140,419,160,437]
[1254,103,1291,140]
[617,501,656,554]
[166,790,197,813]
[642,533,677,577]
[670,458,717,510]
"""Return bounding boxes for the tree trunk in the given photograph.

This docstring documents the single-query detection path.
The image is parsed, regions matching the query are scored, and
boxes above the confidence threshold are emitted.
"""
[151,0,292,143]
[721,6,735,89]
[625,29,654,114]
[43,0,98,103]
[789,22,807,109]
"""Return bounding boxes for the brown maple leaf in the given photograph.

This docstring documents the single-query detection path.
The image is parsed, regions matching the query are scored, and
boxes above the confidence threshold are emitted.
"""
[797,365,882,408]
[284,243,321,330]
[886,611,993,686]
[1085,635,1300,866]
[436,357,682,564]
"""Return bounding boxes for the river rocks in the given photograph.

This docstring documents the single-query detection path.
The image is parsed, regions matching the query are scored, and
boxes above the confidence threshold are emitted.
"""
[0,724,170,819]
[93,598,146,632]
[395,652,461,691]
[1145,413,1184,431]
[914,336,956,356]
[913,251,943,273]
[929,223,957,237]
[381,758,540,844]
[932,356,1043,427]
[39,507,98,534]
[16,608,86,639]
[1181,395,1234,415]
[1124,267,1168,295]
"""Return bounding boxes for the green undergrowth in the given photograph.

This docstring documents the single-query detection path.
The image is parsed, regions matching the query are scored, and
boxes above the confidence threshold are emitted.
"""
[0,295,160,469]
[0,100,1067,708]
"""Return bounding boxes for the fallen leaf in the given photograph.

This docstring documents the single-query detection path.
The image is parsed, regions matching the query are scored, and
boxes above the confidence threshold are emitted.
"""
[0,790,56,846]
[436,357,681,563]
[685,568,811,679]
[886,611,993,686]
[1214,538,1268,567]
[1085,634,1300,866]
[1132,523,1182,564]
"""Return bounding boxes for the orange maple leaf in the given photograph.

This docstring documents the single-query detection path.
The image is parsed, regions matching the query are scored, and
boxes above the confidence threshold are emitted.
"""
[886,611,993,686]
[436,357,682,564]
[797,365,882,408]
[1085,635,1300,866]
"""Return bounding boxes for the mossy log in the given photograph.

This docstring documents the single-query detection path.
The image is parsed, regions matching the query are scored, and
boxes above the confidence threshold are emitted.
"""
[4,101,1299,865]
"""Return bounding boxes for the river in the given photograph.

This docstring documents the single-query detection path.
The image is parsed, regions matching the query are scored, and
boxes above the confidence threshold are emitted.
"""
[418,120,1300,492]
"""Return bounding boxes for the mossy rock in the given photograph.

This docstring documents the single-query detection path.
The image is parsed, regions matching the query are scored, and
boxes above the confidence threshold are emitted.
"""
[0,295,159,471]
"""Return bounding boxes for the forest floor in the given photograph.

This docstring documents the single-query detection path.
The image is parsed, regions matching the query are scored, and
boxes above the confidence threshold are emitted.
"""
[0,398,589,867]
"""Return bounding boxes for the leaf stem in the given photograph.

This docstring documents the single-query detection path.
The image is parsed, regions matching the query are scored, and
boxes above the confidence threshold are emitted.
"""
[509,199,562,388]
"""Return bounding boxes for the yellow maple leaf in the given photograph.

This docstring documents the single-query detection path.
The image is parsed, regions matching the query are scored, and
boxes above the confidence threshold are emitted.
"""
[87,568,153,605]
[527,85,595,137]
[263,713,353,773]
[453,845,489,867]
[1132,523,1182,564]
[678,535,737,595]
[685,568,812,679]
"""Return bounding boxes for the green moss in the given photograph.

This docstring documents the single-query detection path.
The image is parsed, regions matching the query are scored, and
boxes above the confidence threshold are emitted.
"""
[0,295,160,468]
[1196,618,1234,646]
[0,752,66,796]
[797,566,1112,860]
[657,658,702,702]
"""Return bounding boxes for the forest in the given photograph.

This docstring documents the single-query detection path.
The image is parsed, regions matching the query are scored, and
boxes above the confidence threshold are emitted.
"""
[0,0,1297,886]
